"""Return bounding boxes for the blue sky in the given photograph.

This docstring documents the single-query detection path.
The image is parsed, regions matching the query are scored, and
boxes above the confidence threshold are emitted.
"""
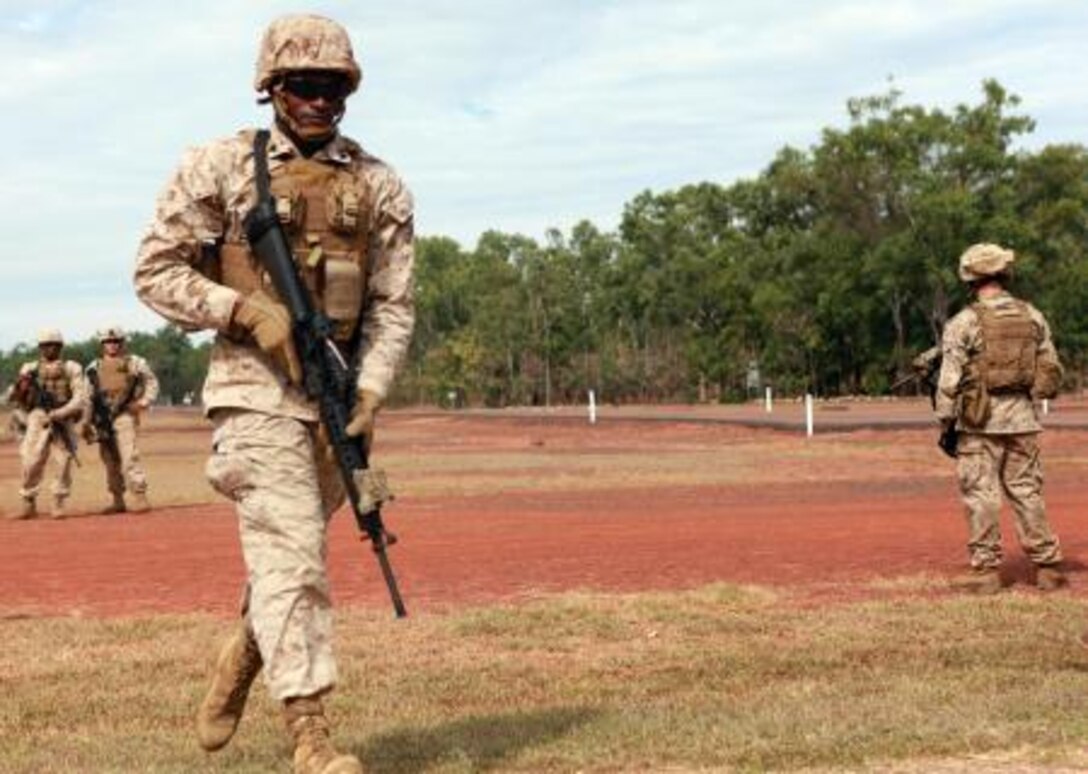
[1,0,1086,349]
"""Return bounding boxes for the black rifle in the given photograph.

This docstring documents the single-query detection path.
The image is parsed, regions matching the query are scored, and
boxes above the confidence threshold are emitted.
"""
[890,346,943,407]
[937,421,959,459]
[892,346,958,458]
[86,364,144,459]
[244,129,407,618]
[25,369,81,466]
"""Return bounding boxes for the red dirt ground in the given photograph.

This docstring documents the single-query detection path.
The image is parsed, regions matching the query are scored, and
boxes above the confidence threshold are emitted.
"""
[3,411,1087,618]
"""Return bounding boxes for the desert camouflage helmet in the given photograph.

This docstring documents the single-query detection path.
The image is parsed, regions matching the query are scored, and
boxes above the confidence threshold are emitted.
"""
[37,328,63,346]
[254,14,362,94]
[958,242,1015,282]
[97,325,126,342]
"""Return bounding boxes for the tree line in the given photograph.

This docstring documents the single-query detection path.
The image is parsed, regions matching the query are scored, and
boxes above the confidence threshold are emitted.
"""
[4,80,1085,407]
[402,80,1088,405]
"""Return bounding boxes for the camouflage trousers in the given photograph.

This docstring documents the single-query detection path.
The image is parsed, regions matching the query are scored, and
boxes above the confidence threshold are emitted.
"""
[19,408,76,500]
[98,412,148,496]
[205,409,344,701]
[956,432,1062,569]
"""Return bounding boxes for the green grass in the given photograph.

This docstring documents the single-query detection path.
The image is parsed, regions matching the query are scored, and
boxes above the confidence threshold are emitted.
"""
[5,583,1088,772]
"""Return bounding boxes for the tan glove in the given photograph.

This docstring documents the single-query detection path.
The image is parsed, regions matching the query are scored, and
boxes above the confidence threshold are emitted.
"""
[231,290,303,385]
[344,389,381,445]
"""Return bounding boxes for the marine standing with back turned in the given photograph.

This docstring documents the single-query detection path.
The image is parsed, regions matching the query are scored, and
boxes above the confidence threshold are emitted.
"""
[7,329,86,519]
[934,243,1065,594]
[134,14,414,774]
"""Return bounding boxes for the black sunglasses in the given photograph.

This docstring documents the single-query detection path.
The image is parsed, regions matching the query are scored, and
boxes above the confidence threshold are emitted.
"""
[282,74,350,102]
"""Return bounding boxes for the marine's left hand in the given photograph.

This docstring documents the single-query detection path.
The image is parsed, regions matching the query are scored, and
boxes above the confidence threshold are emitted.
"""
[345,389,381,446]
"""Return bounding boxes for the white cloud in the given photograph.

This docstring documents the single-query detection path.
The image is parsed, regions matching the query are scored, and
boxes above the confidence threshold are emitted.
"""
[2,1,1087,347]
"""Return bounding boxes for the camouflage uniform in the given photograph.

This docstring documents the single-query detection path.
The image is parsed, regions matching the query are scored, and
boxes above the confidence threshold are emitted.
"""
[936,259,1063,574]
[10,356,86,511]
[134,111,413,702]
[87,351,160,504]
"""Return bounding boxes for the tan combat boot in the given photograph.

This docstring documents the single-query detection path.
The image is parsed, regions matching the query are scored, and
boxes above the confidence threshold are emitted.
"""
[951,568,1003,595]
[1036,565,1068,591]
[100,493,127,515]
[15,497,36,520]
[196,623,263,751]
[128,492,151,513]
[283,694,363,774]
[51,496,67,520]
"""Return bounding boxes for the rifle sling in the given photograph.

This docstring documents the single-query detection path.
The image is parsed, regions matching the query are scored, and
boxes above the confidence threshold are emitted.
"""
[253,129,272,205]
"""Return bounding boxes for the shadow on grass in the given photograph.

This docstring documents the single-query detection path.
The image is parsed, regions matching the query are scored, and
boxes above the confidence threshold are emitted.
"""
[357,706,599,773]
[1002,554,1088,587]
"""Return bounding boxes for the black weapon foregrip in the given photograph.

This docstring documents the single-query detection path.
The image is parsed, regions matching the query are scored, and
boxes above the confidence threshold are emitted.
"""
[938,425,959,458]
[244,201,314,325]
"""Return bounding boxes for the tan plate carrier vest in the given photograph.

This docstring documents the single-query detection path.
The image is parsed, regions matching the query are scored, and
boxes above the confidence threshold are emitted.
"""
[974,299,1038,394]
[27,361,72,409]
[96,356,139,407]
[206,155,371,344]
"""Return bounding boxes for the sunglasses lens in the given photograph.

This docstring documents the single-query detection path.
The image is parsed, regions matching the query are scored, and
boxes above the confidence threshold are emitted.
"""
[284,76,347,101]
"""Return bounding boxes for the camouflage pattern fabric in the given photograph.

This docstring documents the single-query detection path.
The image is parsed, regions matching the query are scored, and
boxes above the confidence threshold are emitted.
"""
[90,354,158,498]
[91,353,160,412]
[254,13,362,93]
[205,409,337,700]
[135,120,413,702]
[17,359,86,421]
[129,354,160,407]
[16,360,85,499]
[19,408,78,499]
[134,124,414,416]
[956,432,1061,569]
[99,412,149,497]
[935,291,1059,434]
[958,242,1015,282]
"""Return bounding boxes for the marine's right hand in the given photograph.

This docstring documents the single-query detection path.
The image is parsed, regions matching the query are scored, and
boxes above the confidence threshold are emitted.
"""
[231,290,303,385]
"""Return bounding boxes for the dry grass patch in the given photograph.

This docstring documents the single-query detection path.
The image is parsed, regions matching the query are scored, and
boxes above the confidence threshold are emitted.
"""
[5,584,1088,772]
[865,573,950,593]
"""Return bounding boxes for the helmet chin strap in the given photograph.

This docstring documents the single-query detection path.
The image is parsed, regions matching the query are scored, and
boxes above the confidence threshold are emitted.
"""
[271,89,344,147]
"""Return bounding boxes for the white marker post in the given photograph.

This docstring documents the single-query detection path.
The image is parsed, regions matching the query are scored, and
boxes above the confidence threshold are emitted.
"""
[588,389,597,425]
[765,386,773,413]
[1042,398,1050,416]
[805,393,814,438]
